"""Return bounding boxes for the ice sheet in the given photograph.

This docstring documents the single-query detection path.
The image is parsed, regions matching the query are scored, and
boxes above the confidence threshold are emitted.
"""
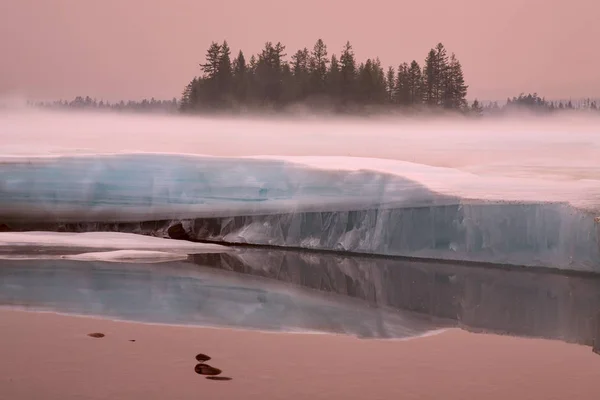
[61,250,189,263]
[1,153,598,216]
[1,153,598,271]
[0,232,228,253]
[1,109,599,271]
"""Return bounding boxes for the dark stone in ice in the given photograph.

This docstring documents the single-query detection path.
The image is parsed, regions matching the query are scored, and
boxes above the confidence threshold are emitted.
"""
[168,223,190,241]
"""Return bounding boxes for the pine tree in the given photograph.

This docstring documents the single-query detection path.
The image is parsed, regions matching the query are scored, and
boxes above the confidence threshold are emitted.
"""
[357,60,372,103]
[339,41,357,104]
[247,54,258,102]
[385,66,396,103]
[355,58,386,105]
[470,99,483,116]
[395,63,410,105]
[291,48,310,100]
[327,54,341,99]
[255,42,287,105]
[249,54,258,71]
[407,61,422,105]
[232,50,248,103]
[195,42,225,108]
[309,39,329,95]
[422,49,437,105]
[372,58,388,104]
[280,62,295,104]
[443,53,468,109]
[217,41,233,101]
[433,43,449,105]
[179,78,196,111]
[422,43,449,107]
[201,42,222,80]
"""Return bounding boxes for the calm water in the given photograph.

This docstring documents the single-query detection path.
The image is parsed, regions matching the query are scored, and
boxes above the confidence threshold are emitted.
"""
[1,245,599,351]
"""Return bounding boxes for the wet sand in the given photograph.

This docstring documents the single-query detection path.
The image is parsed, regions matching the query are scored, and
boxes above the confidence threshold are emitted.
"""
[1,308,599,400]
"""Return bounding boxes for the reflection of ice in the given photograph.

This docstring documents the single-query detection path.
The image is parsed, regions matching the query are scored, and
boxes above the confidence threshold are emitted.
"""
[1,154,599,271]
[0,258,445,339]
[0,231,227,253]
[186,248,600,348]
[61,250,189,263]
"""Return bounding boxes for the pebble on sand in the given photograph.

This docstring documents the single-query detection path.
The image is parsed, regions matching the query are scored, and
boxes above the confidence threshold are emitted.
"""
[87,333,105,338]
[194,363,222,376]
[195,353,211,362]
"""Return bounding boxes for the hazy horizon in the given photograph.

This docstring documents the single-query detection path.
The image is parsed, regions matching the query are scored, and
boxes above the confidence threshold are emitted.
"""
[3,106,599,178]
[2,0,600,102]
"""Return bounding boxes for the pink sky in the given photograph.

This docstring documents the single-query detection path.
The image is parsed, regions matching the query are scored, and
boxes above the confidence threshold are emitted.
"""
[1,0,599,102]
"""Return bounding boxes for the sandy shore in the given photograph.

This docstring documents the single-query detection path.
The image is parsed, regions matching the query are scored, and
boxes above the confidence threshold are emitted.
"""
[1,308,599,400]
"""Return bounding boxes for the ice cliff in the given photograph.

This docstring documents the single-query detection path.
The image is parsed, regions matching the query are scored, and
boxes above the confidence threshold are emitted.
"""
[1,153,598,272]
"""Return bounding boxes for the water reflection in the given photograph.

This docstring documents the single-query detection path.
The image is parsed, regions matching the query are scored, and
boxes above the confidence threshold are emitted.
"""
[1,246,599,350]
[189,248,600,349]
[0,257,445,339]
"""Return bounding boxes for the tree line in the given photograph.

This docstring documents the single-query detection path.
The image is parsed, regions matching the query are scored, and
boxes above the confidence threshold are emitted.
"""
[179,40,469,113]
[505,93,597,112]
[468,94,599,117]
[35,92,600,117]
[32,96,179,113]
[31,38,599,118]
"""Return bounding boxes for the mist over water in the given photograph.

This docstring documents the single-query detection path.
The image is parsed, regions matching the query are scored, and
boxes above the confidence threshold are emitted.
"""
[1,106,598,167]
[2,106,599,207]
